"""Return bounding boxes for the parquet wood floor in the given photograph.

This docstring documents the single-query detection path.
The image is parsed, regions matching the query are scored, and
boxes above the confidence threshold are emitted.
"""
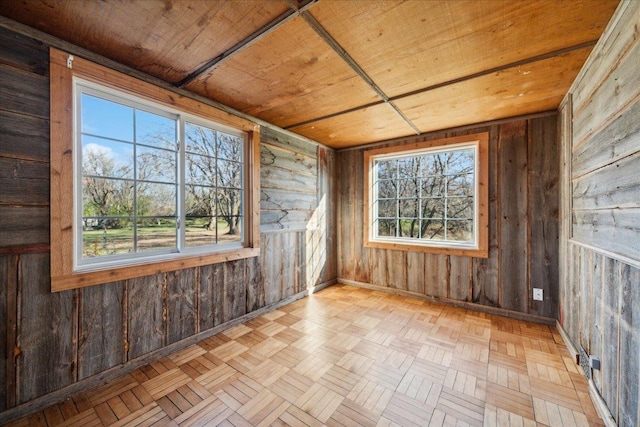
[7,285,604,427]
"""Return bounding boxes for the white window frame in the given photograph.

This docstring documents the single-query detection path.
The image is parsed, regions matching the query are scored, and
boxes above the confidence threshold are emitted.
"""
[363,133,489,258]
[73,80,248,272]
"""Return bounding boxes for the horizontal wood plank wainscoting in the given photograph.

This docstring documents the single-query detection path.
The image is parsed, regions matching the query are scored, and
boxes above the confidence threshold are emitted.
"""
[0,25,336,421]
[338,114,560,321]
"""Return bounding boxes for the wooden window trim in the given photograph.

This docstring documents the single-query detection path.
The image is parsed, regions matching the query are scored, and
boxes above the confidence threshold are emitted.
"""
[363,133,489,258]
[50,48,260,292]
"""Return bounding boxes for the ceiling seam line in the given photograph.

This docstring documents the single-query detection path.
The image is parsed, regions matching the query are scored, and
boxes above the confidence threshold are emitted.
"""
[284,39,598,129]
[176,0,319,88]
[298,11,422,134]
[388,39,599,102]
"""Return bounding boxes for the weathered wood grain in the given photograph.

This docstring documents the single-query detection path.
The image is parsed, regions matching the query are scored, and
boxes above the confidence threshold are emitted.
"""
[570,0,639,114]
[449,256,471,302]
[260,126,318,159]
[572,208,640,263]
[386,250,407,291]
[498,121,528,312]
[572,100,640,179]
[127,274,165,360]
[588,253,603,389]
[337,149,356,281]
[0,158,49,206]
[618,263,639,427]
[245,256,264,312]
[78,282,125,380]
[0,26,48,76]
[0,111,49,162]
[406,252,425,294]
[601,256,619,421]
[528,116,559,318]
[0,255,9,412]
[424,253,448,299]
[223,259,247,323]
[572,150,640,211]
[473,125,499,307]
[280,233,296,298]
[0,64,49,119]
[17,254,75,403]
[198,263,224,330]
[166,269,197,345]
[0,206,48,248]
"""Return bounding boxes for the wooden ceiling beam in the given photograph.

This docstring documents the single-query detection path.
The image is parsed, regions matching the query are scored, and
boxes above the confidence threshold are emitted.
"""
[284,39,598,130]
[176,0,319,88]
[298,10,422,135]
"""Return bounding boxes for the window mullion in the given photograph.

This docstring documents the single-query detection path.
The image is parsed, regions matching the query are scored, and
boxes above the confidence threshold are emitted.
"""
[178,115,186,253]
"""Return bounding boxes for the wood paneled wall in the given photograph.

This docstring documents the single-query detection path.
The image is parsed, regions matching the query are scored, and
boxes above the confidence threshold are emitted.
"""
[337,114,559,319]
[0,26,336,417]
[558,1,640,426]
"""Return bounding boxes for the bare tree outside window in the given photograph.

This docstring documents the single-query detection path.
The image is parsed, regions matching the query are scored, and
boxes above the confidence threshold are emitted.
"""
[374,147,475,244]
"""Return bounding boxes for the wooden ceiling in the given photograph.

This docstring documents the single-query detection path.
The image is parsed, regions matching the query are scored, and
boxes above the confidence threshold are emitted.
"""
[0,0,619,149]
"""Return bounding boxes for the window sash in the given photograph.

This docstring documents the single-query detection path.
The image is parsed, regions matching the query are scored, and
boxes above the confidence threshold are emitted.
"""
[371,144,478,247]
[74,80,247,271]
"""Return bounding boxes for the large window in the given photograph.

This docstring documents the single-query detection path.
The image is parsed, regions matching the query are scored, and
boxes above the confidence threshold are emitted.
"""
[364,133,488,257]
[50,49,260,291]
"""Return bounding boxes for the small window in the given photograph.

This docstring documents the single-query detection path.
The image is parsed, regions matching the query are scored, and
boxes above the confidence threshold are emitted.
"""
[50,48,260,290]
[364,133,488,257]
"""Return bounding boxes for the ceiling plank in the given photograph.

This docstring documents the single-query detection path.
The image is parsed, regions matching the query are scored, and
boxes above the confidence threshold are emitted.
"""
[289,103,417,149]
[299,10,421,135]
[185,17,381,129]
[284,40,598,130]
[394,47,593,134]
[177,0,319,88]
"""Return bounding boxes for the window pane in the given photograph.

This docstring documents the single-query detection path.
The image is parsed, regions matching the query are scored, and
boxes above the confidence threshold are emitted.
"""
[446,149,474,174]
[421,219,445,240]
[82,137,133,179]
[185,122,216,156]
[421,153,446,176]
[185,217,217,247]
[377,199,396,218]
[397,179,418,198]
[448,197,473,219]
[377,159,396,180]
[218,133,243,162]
[137,218,177,252]
[447,219,473,242]
[217,188,243,219]
[397,158,419,179]
[137,183,176,216]
[421,176,444,197]
[447,173,473,196]
[83,177,134,217]
[378,179,396,199]
[135,110,176,149]
[399,219,420,238]
[377,219,397,237]
[82,218,134,257]
[185,153,216,186]
[185,185,216,217]
[218,159,243,189]
[81,94,133,142]
[219,216,242,243]
[399,198,418,218]
[137,146,177,183]
[421,198,445,219]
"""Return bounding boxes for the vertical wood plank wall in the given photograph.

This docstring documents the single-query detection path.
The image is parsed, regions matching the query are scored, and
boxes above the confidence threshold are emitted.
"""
[559,1,640,426]
[0,26,336,415]
[337,114,559,319]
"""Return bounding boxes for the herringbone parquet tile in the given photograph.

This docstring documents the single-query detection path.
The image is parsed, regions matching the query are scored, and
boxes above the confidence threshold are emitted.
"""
[7,285,605,426]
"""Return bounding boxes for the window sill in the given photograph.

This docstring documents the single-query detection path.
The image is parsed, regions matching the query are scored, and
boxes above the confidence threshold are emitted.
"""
[364,238,488,258]
[51,246,260,292]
